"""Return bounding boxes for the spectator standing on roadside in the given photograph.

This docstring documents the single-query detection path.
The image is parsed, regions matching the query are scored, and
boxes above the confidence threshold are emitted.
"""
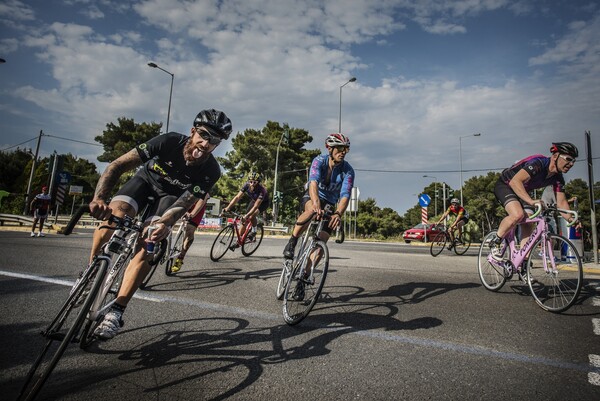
[30,186,51,237]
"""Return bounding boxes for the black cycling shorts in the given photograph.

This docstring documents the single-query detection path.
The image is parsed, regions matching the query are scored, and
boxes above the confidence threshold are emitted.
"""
[247,197,270,214]
[300,194,335,235]
[493,179,535,213]
[112,172,178,222]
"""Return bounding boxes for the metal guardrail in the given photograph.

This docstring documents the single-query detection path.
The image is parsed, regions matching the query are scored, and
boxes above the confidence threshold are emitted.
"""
[262,225,289,234]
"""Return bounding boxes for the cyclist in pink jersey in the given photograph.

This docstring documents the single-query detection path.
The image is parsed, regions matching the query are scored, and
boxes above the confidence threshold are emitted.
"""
[489,142,578,260]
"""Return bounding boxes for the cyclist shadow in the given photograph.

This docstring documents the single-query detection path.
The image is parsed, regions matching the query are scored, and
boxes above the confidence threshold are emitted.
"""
[82,311,439,399]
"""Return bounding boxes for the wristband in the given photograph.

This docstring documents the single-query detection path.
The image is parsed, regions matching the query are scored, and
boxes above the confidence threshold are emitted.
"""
[333,211,341,217]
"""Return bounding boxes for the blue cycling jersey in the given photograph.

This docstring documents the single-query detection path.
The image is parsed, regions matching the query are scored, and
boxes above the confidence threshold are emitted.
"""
[308,154,355,204]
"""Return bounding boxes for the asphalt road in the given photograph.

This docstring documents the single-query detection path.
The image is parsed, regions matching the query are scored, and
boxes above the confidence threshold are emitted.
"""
[1,229,600,401]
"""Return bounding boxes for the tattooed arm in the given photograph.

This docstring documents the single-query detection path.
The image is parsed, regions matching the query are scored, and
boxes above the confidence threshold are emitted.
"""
[89,149,143,220]
[147,191,198,242]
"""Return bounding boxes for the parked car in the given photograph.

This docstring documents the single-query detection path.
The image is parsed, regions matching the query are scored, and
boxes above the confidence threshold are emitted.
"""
[402,223,443,243]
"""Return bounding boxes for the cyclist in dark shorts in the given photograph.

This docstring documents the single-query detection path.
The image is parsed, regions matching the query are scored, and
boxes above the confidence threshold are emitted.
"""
[88,108,232,339]
[171,196,209,273]
[223,171,270,240]
[283,133,355,259]
[489,141,578,261]
[435,198,469,249]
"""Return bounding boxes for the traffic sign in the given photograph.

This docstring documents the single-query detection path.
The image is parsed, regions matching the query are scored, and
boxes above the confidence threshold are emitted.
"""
[58,171,72,185]
[418,193,431,207]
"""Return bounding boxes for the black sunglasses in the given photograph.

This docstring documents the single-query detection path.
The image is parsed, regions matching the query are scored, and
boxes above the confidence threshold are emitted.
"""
[195,127,222,145]
[333,145,349,153]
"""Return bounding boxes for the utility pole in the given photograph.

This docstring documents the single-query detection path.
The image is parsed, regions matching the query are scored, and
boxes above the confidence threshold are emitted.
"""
[23,130,43,215]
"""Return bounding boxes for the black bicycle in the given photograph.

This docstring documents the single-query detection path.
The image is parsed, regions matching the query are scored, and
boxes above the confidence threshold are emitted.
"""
[429,224,472,257]
[281,207,333,325]
[18,204,166,401]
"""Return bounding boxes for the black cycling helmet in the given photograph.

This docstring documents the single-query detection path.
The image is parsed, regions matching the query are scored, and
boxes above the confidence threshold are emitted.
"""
[550,142,578,158]
[193,109,232,140]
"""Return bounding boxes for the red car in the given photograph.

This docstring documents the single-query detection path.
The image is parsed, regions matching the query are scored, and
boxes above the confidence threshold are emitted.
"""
[402,223,443,243]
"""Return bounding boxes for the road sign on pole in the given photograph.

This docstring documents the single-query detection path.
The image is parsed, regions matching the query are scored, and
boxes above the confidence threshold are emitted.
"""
[419,193,431,207]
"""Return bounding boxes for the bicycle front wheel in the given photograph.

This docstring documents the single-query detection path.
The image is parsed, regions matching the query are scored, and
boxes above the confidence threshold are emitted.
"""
[18,259,108,401]
[477,231,507,291]
[165,227,185,275]
[527,233,583,313]
[276,259,293,300]
[430,233,447,257]
[210,225,235,261]
[242,225,264,256]
[453,231,472,255]
[282,240,329,325]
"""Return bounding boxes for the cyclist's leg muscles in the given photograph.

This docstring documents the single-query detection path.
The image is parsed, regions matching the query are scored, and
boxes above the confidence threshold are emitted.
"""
[180,222,197,259]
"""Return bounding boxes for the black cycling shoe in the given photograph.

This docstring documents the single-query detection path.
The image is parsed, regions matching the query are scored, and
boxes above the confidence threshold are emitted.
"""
[283,240,296,259]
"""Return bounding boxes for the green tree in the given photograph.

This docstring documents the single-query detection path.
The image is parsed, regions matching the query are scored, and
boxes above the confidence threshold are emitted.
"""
[213,121,320,224]
[462,172,503,237]
[95,117,162,163]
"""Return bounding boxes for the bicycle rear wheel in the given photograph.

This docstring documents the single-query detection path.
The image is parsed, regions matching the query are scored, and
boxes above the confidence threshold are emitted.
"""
[453,231,472,255]
[526,233,583,313]
[477,231,507,291]
[165,226,185,275]
[430,233,447,257]
[139,238,168,288]
[242,225,264,256]
[18,259,108,401]
[276,259,293,300]
[210,225,235,261]
[282,240,329,325]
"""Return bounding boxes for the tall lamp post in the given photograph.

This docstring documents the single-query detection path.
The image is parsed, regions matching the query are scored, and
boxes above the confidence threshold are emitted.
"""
[423,175,438,216]
[148,62,174,133]
[459,133,481,205]
[273,126,289,224]
[338,77,356,133]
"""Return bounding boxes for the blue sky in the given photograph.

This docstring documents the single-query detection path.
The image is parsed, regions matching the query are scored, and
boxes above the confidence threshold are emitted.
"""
[1,0,599,215]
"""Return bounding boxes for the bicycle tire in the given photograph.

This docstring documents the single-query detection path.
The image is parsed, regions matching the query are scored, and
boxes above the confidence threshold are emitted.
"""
[139,238,168,288]
[276,259,293,300]
[242,225,264,256]
[79,253,129,349]
[18,259,108,401]
[282,240,329,325]
[526,233,583,313]
[477,231,507,291]
[165,226,185,275]
[430,232,447,257]
[453,231,472,255]
[334,226,345,244]
[210,225,235,261]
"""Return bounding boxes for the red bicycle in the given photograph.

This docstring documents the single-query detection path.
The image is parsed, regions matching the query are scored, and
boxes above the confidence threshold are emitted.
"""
[209,211,264,261]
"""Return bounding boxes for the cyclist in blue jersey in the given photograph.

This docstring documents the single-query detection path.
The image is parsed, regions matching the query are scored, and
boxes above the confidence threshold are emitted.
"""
[283,133,355,259]
[489,142,578,261]
[223,171,270,240]
[87,108,232,339]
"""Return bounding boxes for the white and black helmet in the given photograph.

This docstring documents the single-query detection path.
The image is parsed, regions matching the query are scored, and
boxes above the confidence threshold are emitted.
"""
[450,198,460,205]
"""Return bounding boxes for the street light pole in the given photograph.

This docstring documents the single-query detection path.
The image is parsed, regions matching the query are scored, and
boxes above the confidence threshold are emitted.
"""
[273,126,288,224]
[148,62,174,133]
[423,175,438,216]
[23,130,43,215]
[459,133,481,205]
[338,77,356,133]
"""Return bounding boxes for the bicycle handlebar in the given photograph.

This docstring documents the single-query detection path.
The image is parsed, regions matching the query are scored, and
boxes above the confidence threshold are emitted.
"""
[63,205,143,235]
[530,203,579,227]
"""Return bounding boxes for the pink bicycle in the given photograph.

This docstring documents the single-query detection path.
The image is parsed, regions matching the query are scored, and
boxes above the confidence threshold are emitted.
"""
[477,204,583,313]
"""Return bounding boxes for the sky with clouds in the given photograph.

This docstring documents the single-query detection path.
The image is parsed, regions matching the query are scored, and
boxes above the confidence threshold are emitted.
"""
[0,0,599,215]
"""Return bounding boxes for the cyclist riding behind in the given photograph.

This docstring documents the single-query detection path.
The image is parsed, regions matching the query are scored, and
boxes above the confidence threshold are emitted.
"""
[283,133,355,259]
[435,198,469,249]
[222,171,269,241]
[489,141,578,261]
[87,108,232,340]
[172,195,209,273]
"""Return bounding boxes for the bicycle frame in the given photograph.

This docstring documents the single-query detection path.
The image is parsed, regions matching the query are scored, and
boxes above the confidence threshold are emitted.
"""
[228,214,253,245]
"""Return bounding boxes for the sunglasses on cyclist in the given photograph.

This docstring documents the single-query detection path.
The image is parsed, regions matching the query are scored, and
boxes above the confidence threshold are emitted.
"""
[248,180,258,185]
[194,127,222,145]
[333,145,349,153]
[558,154,576,164]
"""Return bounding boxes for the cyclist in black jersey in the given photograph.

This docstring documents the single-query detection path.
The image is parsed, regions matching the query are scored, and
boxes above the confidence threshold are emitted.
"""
[223,171,270,240]
[88,108,232,340]
[489,141,578,261]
